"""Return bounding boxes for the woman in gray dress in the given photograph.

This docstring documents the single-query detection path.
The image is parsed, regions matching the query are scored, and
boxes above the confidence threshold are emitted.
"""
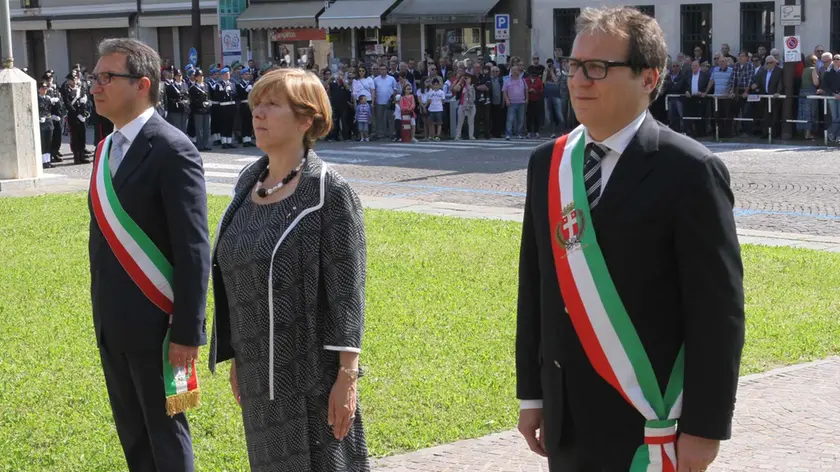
[209,68,370,472]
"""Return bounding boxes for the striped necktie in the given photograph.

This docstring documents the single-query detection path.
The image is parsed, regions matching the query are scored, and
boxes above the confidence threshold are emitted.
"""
[109,131,128,177]
[584,143,607,210]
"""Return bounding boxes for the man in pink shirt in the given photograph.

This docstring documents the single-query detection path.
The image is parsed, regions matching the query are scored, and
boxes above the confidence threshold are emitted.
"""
[503,65,527,139]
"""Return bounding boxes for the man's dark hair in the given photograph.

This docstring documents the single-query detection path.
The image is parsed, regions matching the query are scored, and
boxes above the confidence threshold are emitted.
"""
[98,38,161,106]
[576,6,668,102]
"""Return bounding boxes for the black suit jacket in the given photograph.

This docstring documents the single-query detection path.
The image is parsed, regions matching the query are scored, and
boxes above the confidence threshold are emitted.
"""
[516,114,745,469]
[686,71,711,95]
[89,111,211,352]
[753,67,784,95]
[664,72,688,95]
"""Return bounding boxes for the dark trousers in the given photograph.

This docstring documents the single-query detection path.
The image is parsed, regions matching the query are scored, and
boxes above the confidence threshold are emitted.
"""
[95,119,114,147]
[68,116,86,155]
[757,98,782,137]
[217,105,236,138]
[239,105,253,139]
[526,100,543,134]
[329,106,352,141]
[491,103,506,138]
[685,97,708,137]
[187,113,195,138]
[716,97,734,138]
[50,119,63,156]
[210,106,219,135]
[475,101,491,139]
[99,343,194,472]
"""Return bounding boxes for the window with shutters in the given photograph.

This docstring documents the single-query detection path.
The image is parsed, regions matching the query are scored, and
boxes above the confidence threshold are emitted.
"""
[741,2,775,54]
[832,0,840,53]
[680,4,713,58]
[553,8,580,57]
[635,5,655,17]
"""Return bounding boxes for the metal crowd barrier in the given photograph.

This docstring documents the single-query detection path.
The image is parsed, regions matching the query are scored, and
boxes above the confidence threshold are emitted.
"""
[664,94,834,145]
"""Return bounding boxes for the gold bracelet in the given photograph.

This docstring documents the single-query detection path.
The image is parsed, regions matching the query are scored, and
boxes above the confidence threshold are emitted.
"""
[340,366,359,381]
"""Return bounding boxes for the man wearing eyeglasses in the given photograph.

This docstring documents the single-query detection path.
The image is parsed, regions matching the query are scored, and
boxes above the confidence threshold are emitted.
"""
[516,6,744,472]
[88,38,210,472]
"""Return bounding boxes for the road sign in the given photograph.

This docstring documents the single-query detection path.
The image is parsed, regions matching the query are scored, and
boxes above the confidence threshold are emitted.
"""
[188,47,198,66]
[496,40,508,64]
[784,35,801,63]
[780,5,801,26]
[495,14,510,40]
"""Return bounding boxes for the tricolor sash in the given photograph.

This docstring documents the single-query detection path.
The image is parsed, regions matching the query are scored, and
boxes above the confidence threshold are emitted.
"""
[548,126,684,472]
[90,134,200,416]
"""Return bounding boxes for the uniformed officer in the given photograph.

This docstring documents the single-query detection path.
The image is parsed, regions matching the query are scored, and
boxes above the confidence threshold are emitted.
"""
[186,68,197,143]
[189,68,213,151]
[61,70,90,164]
[37,81,54,169]
[43,71,65,163]
[213,66,237,149]
[236,67,256,147]
[165,67,190,134]
[206,66,220,146]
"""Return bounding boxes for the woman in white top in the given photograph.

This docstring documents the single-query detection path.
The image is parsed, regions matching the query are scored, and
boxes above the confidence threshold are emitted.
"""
[351,66,375,106]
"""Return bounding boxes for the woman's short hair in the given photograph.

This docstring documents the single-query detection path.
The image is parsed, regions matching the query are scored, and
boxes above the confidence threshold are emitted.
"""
[249,68,332,148]
[806,55,818,66]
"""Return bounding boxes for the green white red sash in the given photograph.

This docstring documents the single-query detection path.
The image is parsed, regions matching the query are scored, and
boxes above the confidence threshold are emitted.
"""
[90,134,200,416]
[548,126,685,471]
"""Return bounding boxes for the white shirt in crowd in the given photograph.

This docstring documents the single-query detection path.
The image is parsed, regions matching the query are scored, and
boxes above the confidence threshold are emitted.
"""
[691,72,701,95]
[426,89,445,112]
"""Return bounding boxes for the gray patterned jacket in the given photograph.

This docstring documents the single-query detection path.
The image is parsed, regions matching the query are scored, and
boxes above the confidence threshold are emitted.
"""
[208,153,367,400]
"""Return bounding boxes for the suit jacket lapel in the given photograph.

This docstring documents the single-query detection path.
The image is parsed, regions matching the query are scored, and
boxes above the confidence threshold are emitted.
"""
[592,113,660,221]
[112,113,156,192]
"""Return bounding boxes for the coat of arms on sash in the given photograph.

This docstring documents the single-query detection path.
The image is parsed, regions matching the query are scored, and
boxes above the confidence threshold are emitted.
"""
[555,201,586,252]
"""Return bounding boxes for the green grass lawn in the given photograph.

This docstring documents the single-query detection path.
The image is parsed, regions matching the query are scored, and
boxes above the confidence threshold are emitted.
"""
[0,193,838,471]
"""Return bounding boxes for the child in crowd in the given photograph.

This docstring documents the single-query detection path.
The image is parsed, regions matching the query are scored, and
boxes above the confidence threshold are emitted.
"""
[415,79,429,140]
[355,94,371,141]
[425,78,445,141]
[399,83,418,142]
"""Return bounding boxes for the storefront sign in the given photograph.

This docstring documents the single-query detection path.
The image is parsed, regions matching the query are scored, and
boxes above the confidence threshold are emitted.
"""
[272,28,327,42]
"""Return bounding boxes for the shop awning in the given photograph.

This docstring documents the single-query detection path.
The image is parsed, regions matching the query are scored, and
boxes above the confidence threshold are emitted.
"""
[51,16,131,29]
[236,1,324,30]
[386,0,501,24]
[318,0,398,29]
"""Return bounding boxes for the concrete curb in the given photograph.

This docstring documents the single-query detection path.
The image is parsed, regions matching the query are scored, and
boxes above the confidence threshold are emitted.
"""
[4,177,840,252]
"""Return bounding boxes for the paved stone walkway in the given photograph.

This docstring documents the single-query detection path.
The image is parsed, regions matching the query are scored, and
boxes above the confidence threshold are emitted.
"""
[373,358,840,471]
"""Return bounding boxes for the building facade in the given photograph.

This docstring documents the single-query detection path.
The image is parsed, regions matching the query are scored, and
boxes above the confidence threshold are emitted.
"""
[235,0,530,68]
[532,0,839,64]
[11,0,222,81]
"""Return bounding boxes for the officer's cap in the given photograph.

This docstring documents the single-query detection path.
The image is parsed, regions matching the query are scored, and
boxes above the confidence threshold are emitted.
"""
[38,80,49,89]
[220,67,230,74]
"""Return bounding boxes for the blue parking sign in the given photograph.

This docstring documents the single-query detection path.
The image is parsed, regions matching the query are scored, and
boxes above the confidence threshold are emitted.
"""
[495,14,510,40]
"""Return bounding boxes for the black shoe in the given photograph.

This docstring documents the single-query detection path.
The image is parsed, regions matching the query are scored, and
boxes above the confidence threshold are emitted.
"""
[213,140,222,146]
[43,162,53,169]
[227,143,238,148]
[50,154,63,163]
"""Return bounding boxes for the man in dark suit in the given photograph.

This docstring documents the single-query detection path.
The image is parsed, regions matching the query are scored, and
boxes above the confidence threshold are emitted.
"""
[662,62,688,132]
[88,37,210,472]
[683,60,711,137]
[750,55,784,138]
[516,7,744,472]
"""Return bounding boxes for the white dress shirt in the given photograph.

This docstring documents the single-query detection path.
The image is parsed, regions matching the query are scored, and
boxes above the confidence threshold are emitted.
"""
[691,72,701,95]
[519,110,648,411]
[112,107,156,169]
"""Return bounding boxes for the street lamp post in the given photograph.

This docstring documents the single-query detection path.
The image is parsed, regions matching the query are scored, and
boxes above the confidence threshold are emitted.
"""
[1,0,14,68]
[192,0,202,64]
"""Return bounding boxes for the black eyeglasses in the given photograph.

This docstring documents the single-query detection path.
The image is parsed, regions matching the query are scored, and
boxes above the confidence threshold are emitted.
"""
[92,72,144,85]
[565,58,640,80]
